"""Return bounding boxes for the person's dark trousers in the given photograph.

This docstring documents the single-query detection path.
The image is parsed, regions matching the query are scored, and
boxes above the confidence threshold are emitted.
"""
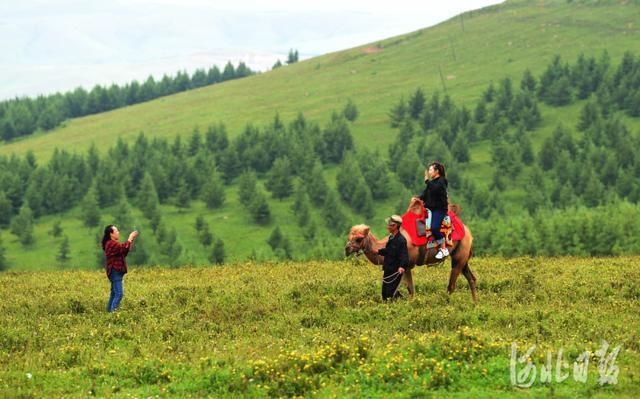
[430,208,446,241]
[107,270,125,312]
[382,268,403,301]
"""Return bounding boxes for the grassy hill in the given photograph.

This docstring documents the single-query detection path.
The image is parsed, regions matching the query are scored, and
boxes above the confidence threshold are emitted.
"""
[1,0,639,161]
[1,257,639,397]
[1,0,640,270]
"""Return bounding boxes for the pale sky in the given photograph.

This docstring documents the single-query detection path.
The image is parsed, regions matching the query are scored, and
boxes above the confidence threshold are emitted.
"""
[0,0,504,100]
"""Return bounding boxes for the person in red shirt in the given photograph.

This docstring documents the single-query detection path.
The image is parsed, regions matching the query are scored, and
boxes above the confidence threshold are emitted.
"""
[101,225,138,312]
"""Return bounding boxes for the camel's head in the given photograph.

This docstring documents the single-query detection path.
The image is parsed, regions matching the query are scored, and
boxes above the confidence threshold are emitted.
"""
[344,224,370,256]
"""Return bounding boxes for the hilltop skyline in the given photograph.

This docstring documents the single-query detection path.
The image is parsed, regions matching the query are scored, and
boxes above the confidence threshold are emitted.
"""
[0,0,503,100]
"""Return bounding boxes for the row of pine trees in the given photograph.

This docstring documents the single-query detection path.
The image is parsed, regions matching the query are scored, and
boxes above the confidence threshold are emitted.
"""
[1,51,640,268]
[0,61,254,141]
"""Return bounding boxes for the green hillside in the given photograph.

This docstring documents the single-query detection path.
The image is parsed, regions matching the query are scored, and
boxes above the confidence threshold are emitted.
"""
[1,0,639,160]
[2,258,639,397]
[1,0,640,271]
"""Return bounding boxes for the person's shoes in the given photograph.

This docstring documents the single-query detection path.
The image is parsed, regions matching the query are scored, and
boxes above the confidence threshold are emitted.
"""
[435,248,450,260]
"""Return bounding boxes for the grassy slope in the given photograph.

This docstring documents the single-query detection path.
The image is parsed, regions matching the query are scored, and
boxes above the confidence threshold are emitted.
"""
[2,177,398,270]
[1,0,639,161]
[2,0,640,269]
[1,258,639,397]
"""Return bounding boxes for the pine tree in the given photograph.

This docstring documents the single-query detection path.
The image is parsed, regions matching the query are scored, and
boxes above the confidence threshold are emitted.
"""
[137,173,160,219]
[351,181,375,218]
[491,141,522,179]
[474,100,487,123]
[110,199,133,233]
[38,100,64,131]
[625,90,640,117]
[336,153,362,203]
[160,227,183,267]
[206,66,222,84]
[582,169,605,207]
[409,88,426,119]
[56,235,71,266]
[199,225,213,247]
[222,61,236,80]
[287,49,299,64]
[483,81,495,102]
[218,145,242,184]
[538,138,558,171]
[249,189,271,225]
[322,190,347,234]
[547,76,573,106]
[23,169,47,217]
[523,169,548,214]
[195,215,206,232]
[49,220,63,237]
[291,181,312,228]
[343,99,359,122]
[306,161,329,206]
[267,156,294,199]
[267,226,284,251]
[396,154,423,190]
[205,123,229,154]
[237,171,258,206]
[321,115,353,163]
[149,208,162,232]
[128,235,150,266]
[520,69,537,92]
[451,136,470,163]
[7,102,36,137]
[209,239,225,265]
[419,135,453,168]
[139,75,158,101]
[0,116,16,141]
[86,143,100,174]
[80,185,101,228]
[389,97,407,128]
[191,69,208,88]
[173,71,190,92]
[175,180,191,209]
[0,233,7,271]
[520,134,535,165]
[94,166,125,207]
[0,191,12,227]
[358,149,392,200]
[496,77,514,113]
[201,169,225,209]
[10,204,34,246]
[302,220,317,242]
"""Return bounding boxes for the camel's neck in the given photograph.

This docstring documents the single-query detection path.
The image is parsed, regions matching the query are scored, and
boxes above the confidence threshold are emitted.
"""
[363,232,388,266]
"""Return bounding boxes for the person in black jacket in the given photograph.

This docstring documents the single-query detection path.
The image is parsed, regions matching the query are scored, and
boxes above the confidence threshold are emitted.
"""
[418,162,449,260]
[375,215,409,301]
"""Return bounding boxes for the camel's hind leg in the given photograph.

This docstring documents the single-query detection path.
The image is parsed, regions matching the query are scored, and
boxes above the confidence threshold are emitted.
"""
[462,264,478,304]
[447,266,462,296]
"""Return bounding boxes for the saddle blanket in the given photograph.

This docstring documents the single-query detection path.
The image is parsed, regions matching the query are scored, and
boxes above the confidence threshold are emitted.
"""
[402,206,466,247]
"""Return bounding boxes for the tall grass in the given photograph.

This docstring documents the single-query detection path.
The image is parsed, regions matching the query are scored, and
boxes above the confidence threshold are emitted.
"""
[1,257,639,397]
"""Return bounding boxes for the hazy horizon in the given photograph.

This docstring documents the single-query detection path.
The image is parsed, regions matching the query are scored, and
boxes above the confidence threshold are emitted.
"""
[0,0,503,100]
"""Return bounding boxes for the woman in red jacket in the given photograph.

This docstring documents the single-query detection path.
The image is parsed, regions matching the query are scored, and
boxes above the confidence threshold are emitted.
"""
[102,225,138,312]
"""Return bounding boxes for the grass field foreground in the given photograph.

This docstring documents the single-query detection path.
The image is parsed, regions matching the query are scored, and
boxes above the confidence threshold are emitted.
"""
[1,257,639,397]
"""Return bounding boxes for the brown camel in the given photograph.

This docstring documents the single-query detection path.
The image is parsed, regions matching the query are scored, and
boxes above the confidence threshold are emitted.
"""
[344,199,478,303]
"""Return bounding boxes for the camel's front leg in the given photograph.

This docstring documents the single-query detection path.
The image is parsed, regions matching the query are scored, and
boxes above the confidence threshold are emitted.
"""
[402,268,415,297]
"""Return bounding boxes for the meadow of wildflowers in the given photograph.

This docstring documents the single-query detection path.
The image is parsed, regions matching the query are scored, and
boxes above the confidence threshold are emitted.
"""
[1,257,638,397]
